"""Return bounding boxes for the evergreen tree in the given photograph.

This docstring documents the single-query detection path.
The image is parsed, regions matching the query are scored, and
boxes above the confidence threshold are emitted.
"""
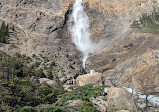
[12,25,14,31]
[0,21,9,43]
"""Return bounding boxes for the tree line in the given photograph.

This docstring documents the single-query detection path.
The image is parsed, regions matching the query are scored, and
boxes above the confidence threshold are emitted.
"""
[131,8,159,28]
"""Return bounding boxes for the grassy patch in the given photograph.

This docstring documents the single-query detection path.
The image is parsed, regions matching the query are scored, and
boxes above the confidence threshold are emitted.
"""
[106,104,129,112]
[138,24,159,34]
[131,8,159,34]
[58,84,103,105]
[66,101,97,112]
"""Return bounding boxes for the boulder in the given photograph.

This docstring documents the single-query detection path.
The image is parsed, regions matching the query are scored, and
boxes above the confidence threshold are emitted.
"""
[91,96,108,112]
[116,110,130,112]
[63,100,81,107]
[39,78,58,88]
[107,87,137,112]
[59,76,68,83]
[76,72,103,86]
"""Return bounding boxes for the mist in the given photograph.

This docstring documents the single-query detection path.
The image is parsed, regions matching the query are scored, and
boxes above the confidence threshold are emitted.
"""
[70,0,107,69]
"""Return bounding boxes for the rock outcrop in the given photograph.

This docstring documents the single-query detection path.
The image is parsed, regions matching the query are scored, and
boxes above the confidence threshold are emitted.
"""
[91,96,108,112]
[76,72,103,86]
[116,110,129,112]
[39,78,58,88]
[1,0,159,79]
[107,87,137,112]
[63,100,81,107]
[87,32,159,93]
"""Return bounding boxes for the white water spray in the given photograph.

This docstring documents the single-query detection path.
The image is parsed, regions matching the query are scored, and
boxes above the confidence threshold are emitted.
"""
[82,56,88,69]
[70,0,90,69]
[70,0,107,69]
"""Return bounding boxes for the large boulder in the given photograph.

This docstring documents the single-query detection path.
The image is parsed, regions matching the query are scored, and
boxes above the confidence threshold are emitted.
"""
[39,78,58,88]
[76,72,103,86]
[107,87,137,112]
[116,110,129,112]
[91,96,108,112]
[63,100,81,107]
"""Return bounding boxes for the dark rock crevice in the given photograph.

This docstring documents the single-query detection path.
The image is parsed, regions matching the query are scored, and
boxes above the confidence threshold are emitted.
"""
[50,6,72,34]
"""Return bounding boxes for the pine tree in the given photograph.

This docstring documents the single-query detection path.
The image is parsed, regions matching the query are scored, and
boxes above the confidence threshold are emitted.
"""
[0,21,9,43]
[12,25,14,31]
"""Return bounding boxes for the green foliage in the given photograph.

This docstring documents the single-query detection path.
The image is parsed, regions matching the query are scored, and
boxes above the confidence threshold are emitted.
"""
[0,51,65,112]
[106,104,129,112]
[14,106,37,112]
[65,101,97,112]
[37,105,68,112]
[0,51,43,79]
[0,21,9,43]
[34,68,44,78]
[138,23,159,34]
[46,68,53,79]
[0,78,61,112]
[77,101,97,112]
[12,25,15,31]
[15,102,96,112]
[32,54,37,58]
[15,105,69,112]
[102,96,107,101]
[131,8,159,34]
[58,84,103,105]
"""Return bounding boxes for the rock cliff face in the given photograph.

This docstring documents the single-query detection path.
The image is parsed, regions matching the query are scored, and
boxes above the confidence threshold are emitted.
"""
[0,0,82,76]
[0,0,159,92]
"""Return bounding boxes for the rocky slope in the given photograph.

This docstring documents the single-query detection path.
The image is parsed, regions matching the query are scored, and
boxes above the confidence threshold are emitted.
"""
[0,0,159,103]
[1,0,159,111]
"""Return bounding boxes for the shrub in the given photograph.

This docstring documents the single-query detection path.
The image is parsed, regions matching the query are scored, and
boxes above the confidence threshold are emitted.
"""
[65,101,97,112]
[78,101,97,112]
[58,84,103,105]
[14,105,69,112]
[10,44,17,49]
[37,106,68,112]
[106,104,129,112]
[0,78,63,112]
[14,106,37,112]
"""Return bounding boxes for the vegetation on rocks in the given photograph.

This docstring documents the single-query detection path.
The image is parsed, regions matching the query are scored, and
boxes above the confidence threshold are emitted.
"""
[0,51,65,112]
[13,84,102,112]
[131,8,159,34]
[14,105,68,112]
[58,84,103,105]
[15,102,97,112]
[65,101,97,112]
[0,79,60,112]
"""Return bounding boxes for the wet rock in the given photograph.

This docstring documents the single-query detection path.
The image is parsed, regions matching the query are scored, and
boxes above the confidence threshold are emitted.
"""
[137,103,146,109]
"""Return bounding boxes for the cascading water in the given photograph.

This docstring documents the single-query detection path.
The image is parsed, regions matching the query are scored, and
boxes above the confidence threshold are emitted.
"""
[70,0,90,69]
[70,0,107,69]
[82,56,88,69]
